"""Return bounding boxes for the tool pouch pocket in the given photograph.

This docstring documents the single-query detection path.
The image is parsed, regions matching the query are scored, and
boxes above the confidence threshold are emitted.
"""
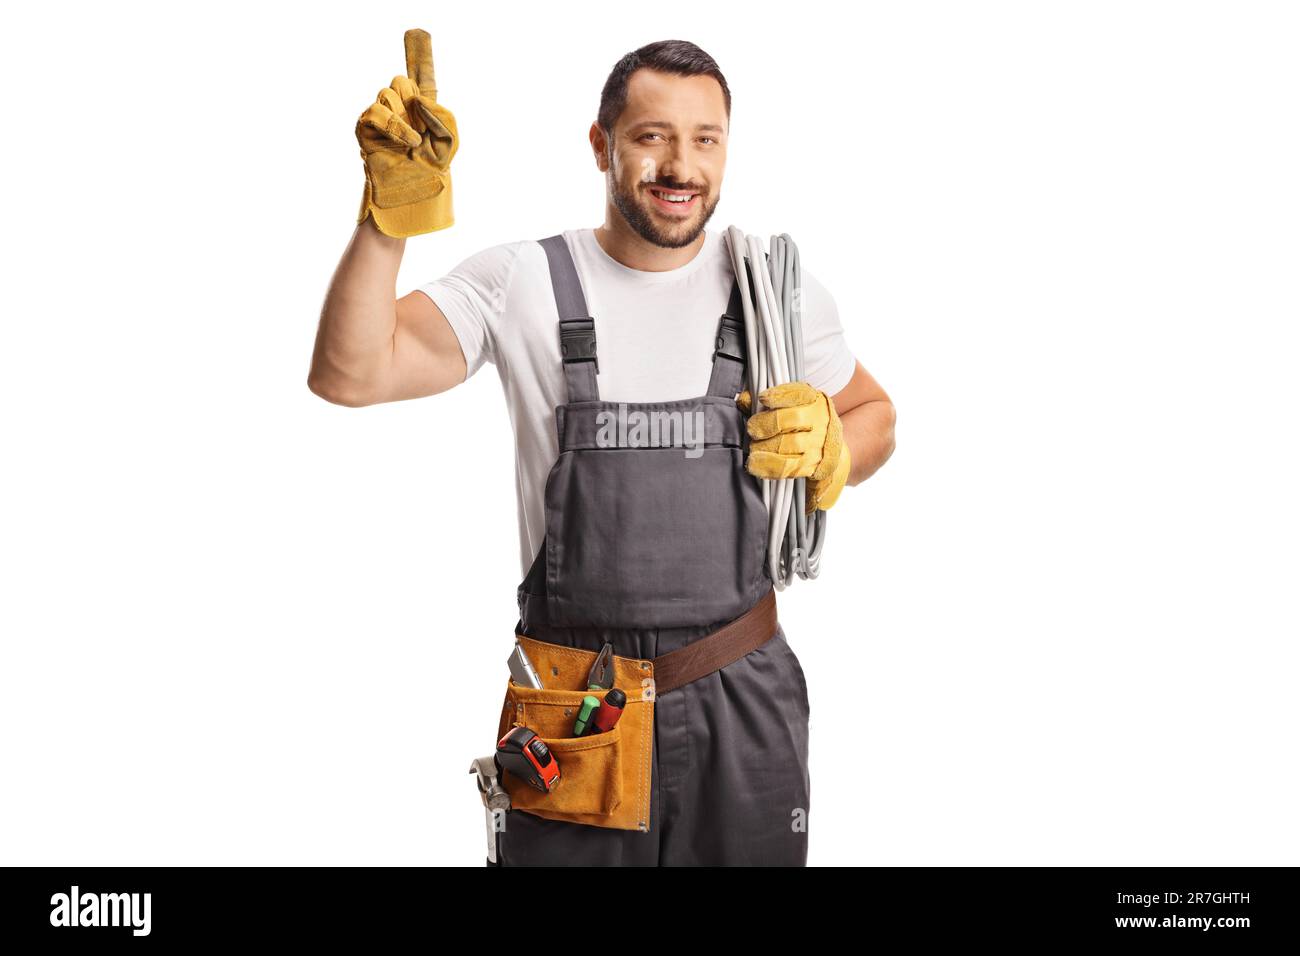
[496,638,655,832]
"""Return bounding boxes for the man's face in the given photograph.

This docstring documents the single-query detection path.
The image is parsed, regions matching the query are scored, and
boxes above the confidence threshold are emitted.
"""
[598,69,728,248]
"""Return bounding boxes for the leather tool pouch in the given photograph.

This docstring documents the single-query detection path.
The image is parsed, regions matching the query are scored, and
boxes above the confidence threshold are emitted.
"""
[496,636,655,832]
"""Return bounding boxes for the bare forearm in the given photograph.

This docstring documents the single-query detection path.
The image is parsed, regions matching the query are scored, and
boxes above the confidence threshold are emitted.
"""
[308,218,406,406]
[842,399,896,485]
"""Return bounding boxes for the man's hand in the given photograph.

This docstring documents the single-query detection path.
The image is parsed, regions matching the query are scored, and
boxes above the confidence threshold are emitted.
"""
[742,382,852,513]
[355,29,459,238]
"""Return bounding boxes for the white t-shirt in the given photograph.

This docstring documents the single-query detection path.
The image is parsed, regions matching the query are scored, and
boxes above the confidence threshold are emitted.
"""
[417,227,857,577]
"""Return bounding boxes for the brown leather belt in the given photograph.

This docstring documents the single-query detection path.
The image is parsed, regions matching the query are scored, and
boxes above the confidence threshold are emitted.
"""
[652,589,778,696]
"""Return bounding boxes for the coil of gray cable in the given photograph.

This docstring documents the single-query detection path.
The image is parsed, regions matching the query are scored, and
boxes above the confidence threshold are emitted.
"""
[724,225,827,588]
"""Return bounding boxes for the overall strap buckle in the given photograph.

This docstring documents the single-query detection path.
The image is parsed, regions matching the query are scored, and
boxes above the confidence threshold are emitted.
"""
[559,317,599,373]
[714,313,746,364]
[705,311,747,400]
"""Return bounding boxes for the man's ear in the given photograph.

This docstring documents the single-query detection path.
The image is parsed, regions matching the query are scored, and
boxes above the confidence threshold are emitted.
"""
[589,122,610,172]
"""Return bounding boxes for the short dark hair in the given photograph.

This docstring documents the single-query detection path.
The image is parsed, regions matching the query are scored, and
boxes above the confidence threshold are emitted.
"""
[597,40,732,138]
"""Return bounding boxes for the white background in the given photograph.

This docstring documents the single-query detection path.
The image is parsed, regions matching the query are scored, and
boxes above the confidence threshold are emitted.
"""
[2,1,1296,866]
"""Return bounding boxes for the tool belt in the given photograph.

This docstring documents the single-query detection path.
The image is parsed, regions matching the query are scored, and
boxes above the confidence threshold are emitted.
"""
[495,588,778,832]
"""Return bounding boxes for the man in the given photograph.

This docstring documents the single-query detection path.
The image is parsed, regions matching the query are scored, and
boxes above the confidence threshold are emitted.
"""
[309,31,896,866]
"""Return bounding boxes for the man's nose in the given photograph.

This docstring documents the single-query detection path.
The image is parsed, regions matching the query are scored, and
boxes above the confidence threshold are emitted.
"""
[657,139,696,186]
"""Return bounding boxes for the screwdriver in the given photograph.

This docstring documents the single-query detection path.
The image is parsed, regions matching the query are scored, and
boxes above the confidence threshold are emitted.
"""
[573,695,600,736]
[591,688,626,734]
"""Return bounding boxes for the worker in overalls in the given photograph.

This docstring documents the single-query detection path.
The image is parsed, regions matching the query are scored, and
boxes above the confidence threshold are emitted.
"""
[309,30,897,865]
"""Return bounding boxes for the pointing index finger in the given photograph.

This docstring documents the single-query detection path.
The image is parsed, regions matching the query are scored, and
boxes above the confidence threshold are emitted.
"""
[404,28,437,97]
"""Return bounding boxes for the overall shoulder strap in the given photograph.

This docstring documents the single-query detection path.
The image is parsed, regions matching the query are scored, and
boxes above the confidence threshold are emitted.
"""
[705,272,748,399]
[538,234,599,403]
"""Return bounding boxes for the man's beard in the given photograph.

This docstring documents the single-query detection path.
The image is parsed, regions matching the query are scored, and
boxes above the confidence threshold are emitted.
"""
[610,172,720,249]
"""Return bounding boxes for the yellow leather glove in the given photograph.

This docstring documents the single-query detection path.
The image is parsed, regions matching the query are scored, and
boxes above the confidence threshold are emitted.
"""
[741,382,851,513]
[355,29,459,238]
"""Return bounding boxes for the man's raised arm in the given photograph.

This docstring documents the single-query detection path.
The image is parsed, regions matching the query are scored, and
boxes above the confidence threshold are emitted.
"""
[307,28,464,407]
[308,220,466,406]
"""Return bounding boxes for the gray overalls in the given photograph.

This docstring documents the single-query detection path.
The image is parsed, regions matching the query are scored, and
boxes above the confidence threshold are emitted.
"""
[498,234,811,866]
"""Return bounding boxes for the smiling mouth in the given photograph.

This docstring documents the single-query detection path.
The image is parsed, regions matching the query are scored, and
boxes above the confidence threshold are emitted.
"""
[647,186,701,215]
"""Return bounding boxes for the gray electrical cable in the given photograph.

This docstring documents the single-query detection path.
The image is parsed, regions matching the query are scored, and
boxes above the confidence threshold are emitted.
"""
[724,226,826,589]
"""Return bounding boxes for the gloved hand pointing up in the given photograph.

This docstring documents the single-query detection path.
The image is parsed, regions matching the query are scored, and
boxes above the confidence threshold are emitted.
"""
[355,29,459,237]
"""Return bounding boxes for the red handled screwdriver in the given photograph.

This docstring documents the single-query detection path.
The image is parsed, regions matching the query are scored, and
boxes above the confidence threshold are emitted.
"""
[590,688,626,734]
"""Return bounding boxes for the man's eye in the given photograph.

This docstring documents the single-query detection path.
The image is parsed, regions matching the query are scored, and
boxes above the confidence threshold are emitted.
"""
[699,137,716,145]
[641,134,662,143]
